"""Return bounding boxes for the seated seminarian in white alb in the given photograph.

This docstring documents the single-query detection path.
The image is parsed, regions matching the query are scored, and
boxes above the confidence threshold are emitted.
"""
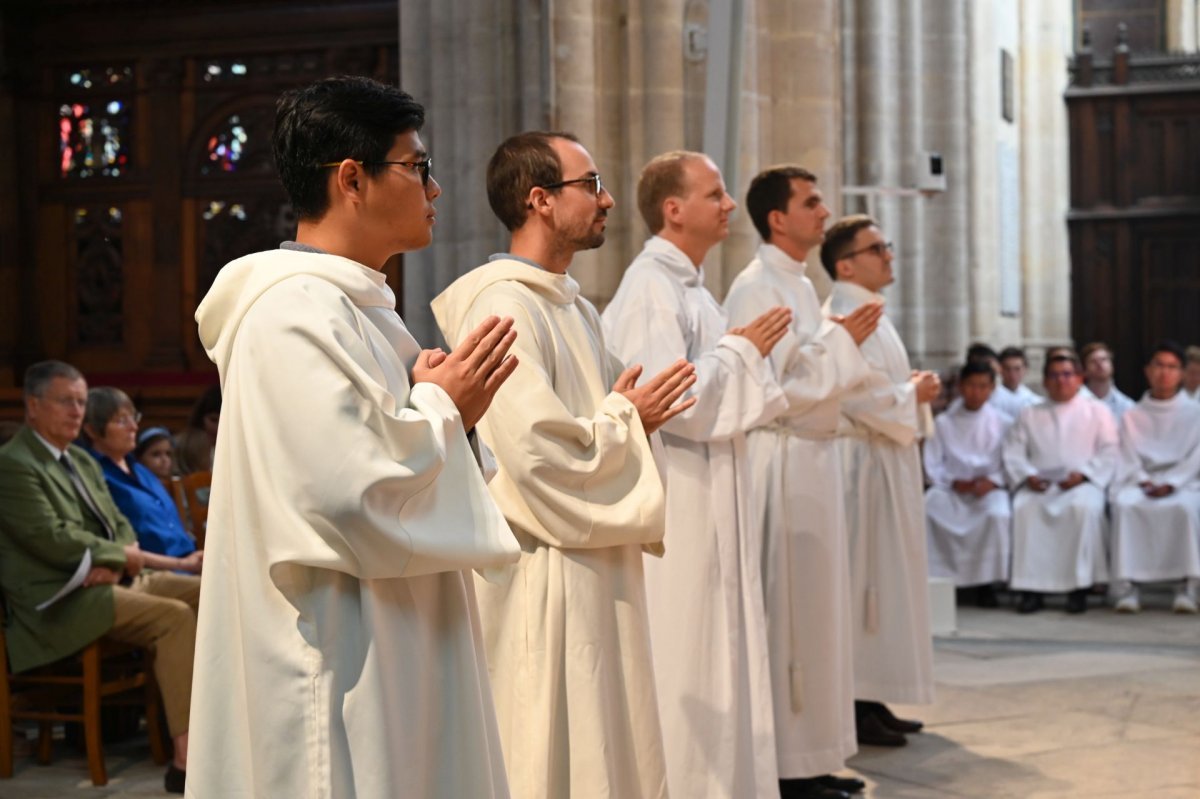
[1004,349,1119,615]
[187,78,521,799]
[991,346,1042,421]
[604,151,793,799]
[1109,341,1200,614]
[724,167,878,799]
[924,361,1013,605]
[1183,345,1200,402]
[432,132,698,799]
[821,215,941,749]
[1080,341,1136,423]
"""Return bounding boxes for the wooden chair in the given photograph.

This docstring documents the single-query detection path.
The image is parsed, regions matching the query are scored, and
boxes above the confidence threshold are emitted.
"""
[0,612,167,785]
[180,470,212,548]
[163,475,192,537]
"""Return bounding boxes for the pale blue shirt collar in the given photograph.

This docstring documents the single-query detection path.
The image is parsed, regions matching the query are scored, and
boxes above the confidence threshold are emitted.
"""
[489,252,546,271]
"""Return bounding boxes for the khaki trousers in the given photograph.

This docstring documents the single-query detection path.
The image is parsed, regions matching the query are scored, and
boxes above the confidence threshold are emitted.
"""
[107,571,200,737]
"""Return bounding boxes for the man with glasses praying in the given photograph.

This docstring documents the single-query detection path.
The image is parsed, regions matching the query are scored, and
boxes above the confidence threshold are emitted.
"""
[1003,350,1119,614]
[187,76,521,798]
[821,215,940,748]
[0,360,199,794]
[433,131,696,799]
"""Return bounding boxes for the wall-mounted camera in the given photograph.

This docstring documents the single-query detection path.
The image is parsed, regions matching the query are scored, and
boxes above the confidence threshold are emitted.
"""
[916,150,947,194]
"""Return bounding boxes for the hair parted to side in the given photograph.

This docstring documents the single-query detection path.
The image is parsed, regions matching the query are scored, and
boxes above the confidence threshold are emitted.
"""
[273,76,425,220]
[819,214,878,281]
[998,346,1027,364]
[637,151,705,234]
[1043,349,1082,378]
[24,360,84,398]
[1079,341,1112,365]
[745,165,818,241]
[486,131,579,231]
[84,387,135,441]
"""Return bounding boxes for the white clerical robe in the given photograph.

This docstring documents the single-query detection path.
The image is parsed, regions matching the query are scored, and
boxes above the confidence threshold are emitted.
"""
[824,280,934,706]
[923,402,1013,586]
[1082,383,1136,423]
[1110,392,1200,582]
[990,382,1041,421]
[1003,393,1119,592]
[603,236,788,799]
[724,244,869,779]
[431,258,669,799]
[188,249,519,799]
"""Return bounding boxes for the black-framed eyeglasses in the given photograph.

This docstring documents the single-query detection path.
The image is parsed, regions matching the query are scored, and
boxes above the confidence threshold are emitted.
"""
[318,158,433,187]
[539,173,604,197]
[842,241,894,259]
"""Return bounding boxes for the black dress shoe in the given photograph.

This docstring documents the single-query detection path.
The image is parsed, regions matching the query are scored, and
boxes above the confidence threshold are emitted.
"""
[816,774,866,794]
[164,763,186,794]
[976,584,999,608]
[1017,591,1043,614]
[855,708,907,747]
[869,701,924,734]
[780,777,852,799]
[1066,588,1089,614]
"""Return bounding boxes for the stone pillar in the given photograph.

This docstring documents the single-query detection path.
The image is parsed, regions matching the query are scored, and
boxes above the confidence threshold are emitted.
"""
[1018,0,1073,351]
[398,0,549,344]
[1167,0,1199,51]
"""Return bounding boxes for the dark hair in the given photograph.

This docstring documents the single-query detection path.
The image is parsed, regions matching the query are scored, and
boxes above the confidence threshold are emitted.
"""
[273,76,426,220]
[1147,339,1186,366]
[486,131,578,231]
[24,360,84,398]
[84,387,135,439]
[745,165,818,241]
[998,346,1027,364]
[959,360,996,383]
[1043,350,1082,378]
[187,386,222,430]
[819,215,878,280]
[637,151,704,234]
[966,342,999,364]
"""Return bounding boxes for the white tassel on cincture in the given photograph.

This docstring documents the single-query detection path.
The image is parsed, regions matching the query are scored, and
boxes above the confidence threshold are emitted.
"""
[865,585,879,633]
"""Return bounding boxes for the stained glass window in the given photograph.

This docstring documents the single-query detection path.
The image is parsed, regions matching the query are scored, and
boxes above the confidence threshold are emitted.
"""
[64,66,133,89]
[201,115,248,174]
[59,101,131,178]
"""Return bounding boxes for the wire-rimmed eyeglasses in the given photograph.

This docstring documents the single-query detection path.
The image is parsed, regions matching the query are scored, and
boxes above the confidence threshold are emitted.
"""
[318,158,433,187]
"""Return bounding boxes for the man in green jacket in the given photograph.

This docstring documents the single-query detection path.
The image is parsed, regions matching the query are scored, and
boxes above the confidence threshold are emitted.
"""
[0,360,198,794]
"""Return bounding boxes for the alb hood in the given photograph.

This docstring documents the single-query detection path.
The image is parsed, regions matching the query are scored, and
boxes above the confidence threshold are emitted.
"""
[431,257,581,342]
[195,249,394,371]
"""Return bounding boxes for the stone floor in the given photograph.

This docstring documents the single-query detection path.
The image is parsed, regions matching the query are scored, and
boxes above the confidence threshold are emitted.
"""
[1,588,1197,798]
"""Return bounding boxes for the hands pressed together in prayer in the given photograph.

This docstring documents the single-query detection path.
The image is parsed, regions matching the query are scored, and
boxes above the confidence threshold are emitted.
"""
[910,370,941,404]
[729,306,792,357]
[951,477,999,498]
[830,301,883,346]
[613,359,698,434]
[1025,472,1087,493]
[413,315,520,431]
[1139,481,1176,498]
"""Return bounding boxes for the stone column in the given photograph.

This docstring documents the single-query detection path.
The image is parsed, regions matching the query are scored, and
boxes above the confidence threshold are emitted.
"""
[398,0,549,344]
[1018,0,1072,351]
[1167,0,1199,51]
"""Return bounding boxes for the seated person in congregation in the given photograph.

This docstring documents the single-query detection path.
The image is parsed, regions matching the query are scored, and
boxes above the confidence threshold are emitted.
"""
[992,346,1041,420]
[135,425,178,481]
[174,385,220,475]
[924,361,1013,607]
[1080,341,1135,423]
[0,360,199,793]
[1109,341,1200,614]
[83,387,203,573]
[1003,350,1118,615]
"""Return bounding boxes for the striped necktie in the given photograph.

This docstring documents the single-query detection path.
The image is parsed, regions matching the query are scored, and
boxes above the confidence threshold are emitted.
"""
[59,452,116,541]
